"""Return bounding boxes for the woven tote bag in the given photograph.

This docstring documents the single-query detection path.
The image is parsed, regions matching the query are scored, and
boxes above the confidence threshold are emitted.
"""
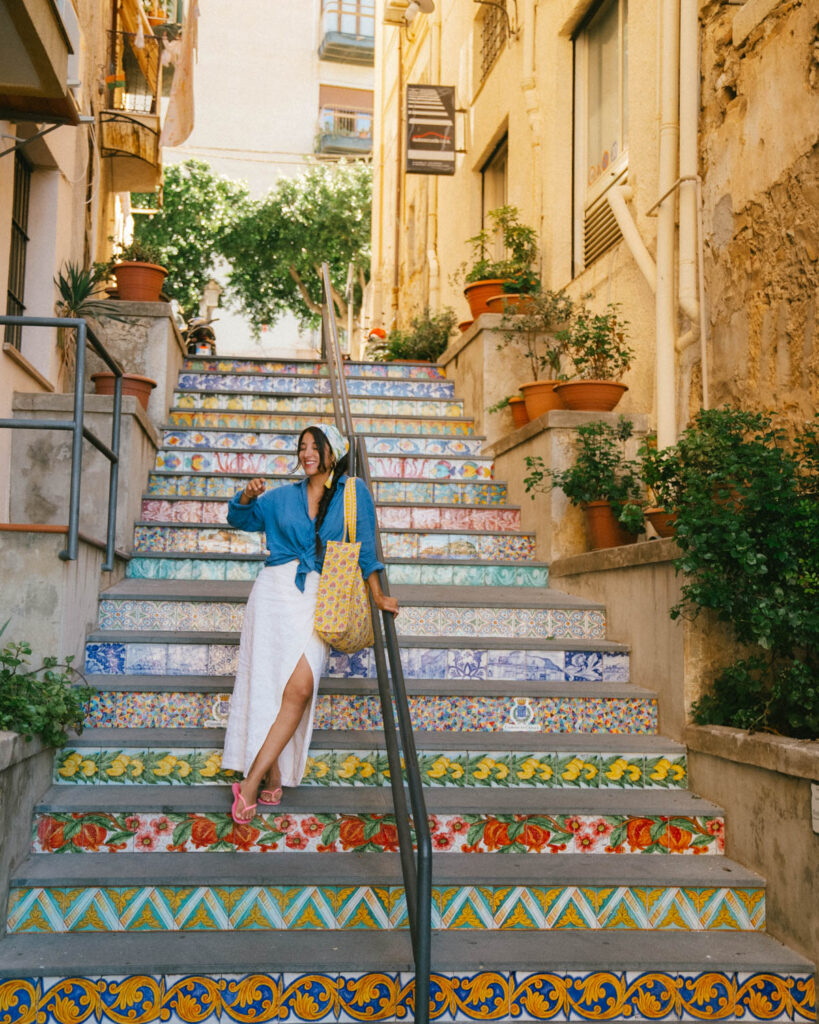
[314,477,375,653]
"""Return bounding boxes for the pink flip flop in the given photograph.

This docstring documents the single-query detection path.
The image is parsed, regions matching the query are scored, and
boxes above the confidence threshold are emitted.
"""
[230,782,257,824]
[258,786,283,807]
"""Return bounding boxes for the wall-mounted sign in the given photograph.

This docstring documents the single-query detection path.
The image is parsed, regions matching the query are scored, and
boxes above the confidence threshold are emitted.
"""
[406,84,456,175]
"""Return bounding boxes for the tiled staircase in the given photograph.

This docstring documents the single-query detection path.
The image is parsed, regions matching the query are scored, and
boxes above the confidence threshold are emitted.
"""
[0,356,814,1022]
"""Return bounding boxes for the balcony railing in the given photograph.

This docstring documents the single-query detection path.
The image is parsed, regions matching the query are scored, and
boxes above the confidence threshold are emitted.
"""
[106,29,161,115]
[316,106,373,155]
[319,0,375,65]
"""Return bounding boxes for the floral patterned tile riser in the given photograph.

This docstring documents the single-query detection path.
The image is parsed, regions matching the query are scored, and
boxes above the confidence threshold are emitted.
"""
[7,881,764,933]
[182,359,447,380]
[176,374,455,400]
[154,450,493,480]
[139,500,521,532]
[131,527,534,562]
[54,747,688,790]
[82,693,655,734]
[125,559,547,587]
[0,972,813,1024]
[145,475,508,505]
[168,411,474,436]
[175,392,467,418]
[161,431,486,457]
[30,811,725,855]
[84,643,628,682]
[97,601,605,642]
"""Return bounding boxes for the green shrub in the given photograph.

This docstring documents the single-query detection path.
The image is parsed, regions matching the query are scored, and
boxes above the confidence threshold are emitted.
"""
[0,631,96,747]
[367,307,457,362]
[661,408,818,738]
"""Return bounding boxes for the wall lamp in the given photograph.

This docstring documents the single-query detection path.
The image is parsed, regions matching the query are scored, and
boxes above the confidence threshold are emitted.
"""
[405,0,434,24]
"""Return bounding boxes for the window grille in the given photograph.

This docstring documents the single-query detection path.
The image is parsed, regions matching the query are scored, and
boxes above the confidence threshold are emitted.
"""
[5,152,31,352]
[479,1,507,83]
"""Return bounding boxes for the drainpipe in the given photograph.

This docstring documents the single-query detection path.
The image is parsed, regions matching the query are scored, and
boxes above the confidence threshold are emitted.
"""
[392,31,404,321]
[606,185,657,293]
[521,0,544,244]
[655,0,680,449]
[677,0,699,340]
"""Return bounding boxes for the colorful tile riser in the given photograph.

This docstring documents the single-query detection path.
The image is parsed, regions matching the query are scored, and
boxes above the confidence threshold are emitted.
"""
[0,972,813,1024]
[161,431,486,457]
[7,881,764,933]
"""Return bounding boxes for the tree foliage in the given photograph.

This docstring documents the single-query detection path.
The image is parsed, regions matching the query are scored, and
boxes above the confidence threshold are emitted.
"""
[133,159,250,318]
[221,160,372,331]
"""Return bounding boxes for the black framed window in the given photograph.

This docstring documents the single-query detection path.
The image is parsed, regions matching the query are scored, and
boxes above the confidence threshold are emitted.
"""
[5,151,32,351]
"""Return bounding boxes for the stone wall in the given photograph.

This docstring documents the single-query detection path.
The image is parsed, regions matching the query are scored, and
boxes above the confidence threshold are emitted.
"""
[700,0,819,424]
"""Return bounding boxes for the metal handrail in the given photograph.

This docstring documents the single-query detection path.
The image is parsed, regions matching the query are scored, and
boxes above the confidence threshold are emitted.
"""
[0,315,124,571]
[321,265,432,1023]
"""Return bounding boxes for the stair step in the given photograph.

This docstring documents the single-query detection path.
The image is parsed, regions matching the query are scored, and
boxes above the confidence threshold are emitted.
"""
[131,524,536,562]
[154,449,494,480]
[141,498,524,530]
[30,787,725,856]
[161,430,488,457]
[98,596,604,641]
[7,852,765,934]
[146,472,508,504]
[176,372,456,400]
[175,391,466,417]
[169,409,476,435]
[182,357,448,380]
[125,555,548,587]
[55,729,686,789]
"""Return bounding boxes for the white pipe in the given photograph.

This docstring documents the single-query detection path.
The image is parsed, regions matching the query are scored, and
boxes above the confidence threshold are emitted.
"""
[606,185,657,292]
[678,0,699,325]
[655,0,680,450]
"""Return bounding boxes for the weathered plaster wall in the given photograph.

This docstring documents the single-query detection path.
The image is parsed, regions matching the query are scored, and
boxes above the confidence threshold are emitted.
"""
[699,0,819,423]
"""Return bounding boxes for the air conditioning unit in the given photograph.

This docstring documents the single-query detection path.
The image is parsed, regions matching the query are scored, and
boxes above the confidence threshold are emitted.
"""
[383,0,410,25]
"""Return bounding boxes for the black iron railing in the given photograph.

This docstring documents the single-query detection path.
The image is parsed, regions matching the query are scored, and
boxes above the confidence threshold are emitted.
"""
[0,315,124,571]
[321,264,432,1022]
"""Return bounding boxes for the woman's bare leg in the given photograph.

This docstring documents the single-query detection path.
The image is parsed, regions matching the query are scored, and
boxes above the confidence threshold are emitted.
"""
[233,655,315,821]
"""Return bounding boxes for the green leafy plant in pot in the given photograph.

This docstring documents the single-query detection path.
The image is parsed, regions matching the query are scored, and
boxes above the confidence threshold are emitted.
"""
[459,206,540,319]
[638,434,682,537]
[111,239,168,302]
[487,393,528,429]
[554,302,633,411]
[524,416,644,549]
[54,261,129,388]
[495,289,574,420]
[365,307,457,363]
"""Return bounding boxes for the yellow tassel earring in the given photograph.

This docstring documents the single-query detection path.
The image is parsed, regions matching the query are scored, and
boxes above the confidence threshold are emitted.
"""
[324,465,335,489]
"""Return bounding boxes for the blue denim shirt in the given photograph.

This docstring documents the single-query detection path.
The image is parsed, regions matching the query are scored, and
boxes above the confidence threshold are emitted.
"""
[226,475,384,592]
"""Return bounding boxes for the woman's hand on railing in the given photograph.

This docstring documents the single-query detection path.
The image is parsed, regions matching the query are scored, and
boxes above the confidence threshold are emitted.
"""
[368,574,399,616]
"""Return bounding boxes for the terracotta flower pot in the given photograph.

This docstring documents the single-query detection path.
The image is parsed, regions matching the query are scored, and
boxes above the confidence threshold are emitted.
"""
[91,372,157,411]
[644,506,678,538]
[553,380,628,412]
[519,380,565,420]
[463,279,509,319]
[582,500,639,550]
[112,261,168,303]
[458,319,474,333]
[485,293,537,315]
[508,395,529,429]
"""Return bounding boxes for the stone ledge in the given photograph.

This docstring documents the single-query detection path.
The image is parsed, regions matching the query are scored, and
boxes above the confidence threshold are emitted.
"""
[685,723,819,782]
[485,409,650,459]
[438,314,502,366]
[12,391,159,448]
[0,731,48,774]
[102,302,186,356]
[550,538,679,577]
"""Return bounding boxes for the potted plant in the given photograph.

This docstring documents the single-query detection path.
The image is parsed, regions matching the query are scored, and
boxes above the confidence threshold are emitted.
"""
[554,303,634,411]
[111,239,168,303]
[459,206,540,319]
[638,435,680,537]
[365,307,457,363]
[494,289,574,419]
[487,393,529,430]
[524,417,644,549]
[54,261,129,387]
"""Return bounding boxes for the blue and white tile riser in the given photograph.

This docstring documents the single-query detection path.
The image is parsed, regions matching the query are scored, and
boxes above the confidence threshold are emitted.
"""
[183,357,448,378]
[85,641,630,683]
[161,431,487,457]
[176,373,455,399]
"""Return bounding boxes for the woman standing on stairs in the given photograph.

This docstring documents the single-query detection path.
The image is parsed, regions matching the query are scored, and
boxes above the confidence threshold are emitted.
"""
[222,424,399,824]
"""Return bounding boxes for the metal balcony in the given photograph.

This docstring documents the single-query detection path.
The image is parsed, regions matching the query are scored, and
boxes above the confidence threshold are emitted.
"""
[316,106,373,156]
[318,0,375,66]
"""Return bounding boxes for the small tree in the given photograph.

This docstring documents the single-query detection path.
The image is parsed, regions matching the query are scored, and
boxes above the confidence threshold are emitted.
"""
[222,160,372,331]
[132,159,250,319]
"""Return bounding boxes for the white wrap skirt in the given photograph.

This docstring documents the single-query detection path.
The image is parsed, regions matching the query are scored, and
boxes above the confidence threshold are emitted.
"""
[222,560,329,787]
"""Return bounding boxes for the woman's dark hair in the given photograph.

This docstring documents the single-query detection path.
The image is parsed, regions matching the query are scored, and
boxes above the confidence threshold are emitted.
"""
[297,426,349,559]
